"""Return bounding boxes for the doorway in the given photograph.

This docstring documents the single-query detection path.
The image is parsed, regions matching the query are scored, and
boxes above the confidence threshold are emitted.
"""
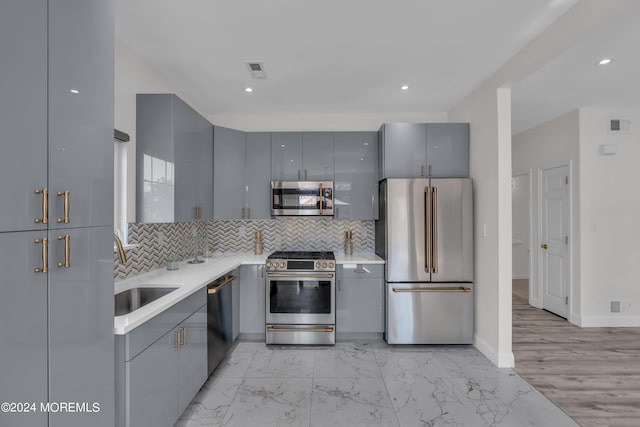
[538,163,570,318]
[512,171,531,301]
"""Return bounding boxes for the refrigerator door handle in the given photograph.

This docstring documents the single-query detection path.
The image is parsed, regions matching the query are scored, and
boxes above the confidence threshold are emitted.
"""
[424,186,431,273]
[432,185,438,273]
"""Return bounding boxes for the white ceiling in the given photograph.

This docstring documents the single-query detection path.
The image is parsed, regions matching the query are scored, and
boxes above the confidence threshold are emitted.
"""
[512,3,640,134]
[116,0,578,122]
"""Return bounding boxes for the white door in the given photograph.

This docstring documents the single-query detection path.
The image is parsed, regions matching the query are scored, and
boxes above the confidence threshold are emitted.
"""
[540,164,570,318]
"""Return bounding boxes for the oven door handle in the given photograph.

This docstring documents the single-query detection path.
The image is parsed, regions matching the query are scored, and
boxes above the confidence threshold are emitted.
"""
[267,326,334,333]
[267,273,334,279]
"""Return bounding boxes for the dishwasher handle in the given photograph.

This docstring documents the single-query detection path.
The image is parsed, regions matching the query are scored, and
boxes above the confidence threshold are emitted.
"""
[207,274,237,294]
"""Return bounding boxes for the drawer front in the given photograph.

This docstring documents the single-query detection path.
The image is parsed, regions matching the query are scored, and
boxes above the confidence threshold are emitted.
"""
[339,264,384,279]
[125,289,206,361]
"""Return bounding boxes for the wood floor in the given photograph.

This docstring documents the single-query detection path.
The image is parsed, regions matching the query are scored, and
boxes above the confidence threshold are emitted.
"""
[512,278,529,300]
[512,295,640,427]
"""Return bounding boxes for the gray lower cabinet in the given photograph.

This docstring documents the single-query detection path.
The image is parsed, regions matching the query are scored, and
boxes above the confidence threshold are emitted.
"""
[239,265,266,339]
[0,232,48,427]
[336,264,384,335]
[137,94,213,223]
[378,123,469,179]
[334,132,378,220]
[120,299,207,427]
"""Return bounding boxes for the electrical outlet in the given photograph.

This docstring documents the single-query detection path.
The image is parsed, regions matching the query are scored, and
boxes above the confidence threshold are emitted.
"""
[361,227,367,240]
[238,225,246,237]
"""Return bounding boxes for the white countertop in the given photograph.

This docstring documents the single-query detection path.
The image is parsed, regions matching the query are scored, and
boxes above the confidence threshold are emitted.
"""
[114,252,384,335]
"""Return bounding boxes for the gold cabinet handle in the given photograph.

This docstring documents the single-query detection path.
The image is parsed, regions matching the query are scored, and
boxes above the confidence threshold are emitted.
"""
[182,327,187,345]
[57,235,70,268]
[424,186,432,273]
[207,275,237,294]
[267,273,334,279]
[421,165,425,177]
[175,330,182,351]
[541,243,548,249]
[242,207,245,219]
[247,207,251,219]
[34,188,48,224]
[429,164,433,177]
[304,169,308,180]
[267,326,334,333]
[56,191,70,224]
[34,238,48,273]
[432,185,438,273]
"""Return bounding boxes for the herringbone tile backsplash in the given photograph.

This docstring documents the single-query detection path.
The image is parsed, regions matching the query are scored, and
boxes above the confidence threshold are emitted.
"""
[114,218,374,280]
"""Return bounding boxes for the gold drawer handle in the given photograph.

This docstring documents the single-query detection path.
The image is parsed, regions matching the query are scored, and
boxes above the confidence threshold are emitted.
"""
[207,275,237,294]
[267,326,334,333]
[392,287,471,293]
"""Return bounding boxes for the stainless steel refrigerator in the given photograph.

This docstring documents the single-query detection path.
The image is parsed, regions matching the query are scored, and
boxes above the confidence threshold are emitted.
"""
[376,178,473,344]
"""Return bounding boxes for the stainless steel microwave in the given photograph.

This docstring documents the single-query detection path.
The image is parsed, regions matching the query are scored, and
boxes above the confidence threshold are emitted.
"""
[271,181,334,216]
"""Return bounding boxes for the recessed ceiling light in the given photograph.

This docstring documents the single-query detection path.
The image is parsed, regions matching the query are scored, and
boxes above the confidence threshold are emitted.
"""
[281,144,286,148]
[70,89,79,94]
[245,87,253,93]
[598,58,612,65]
[364,142,369,146]
[401,85,409,91]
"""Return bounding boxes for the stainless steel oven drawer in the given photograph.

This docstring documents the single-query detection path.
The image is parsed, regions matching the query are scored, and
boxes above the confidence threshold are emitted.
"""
[266,324,335,345]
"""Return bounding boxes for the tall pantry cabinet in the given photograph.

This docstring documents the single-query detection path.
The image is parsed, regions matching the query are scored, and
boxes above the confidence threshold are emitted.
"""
[0,1,115,427]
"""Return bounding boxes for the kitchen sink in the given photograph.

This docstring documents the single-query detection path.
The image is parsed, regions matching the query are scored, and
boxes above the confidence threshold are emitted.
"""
[115,287,178,316]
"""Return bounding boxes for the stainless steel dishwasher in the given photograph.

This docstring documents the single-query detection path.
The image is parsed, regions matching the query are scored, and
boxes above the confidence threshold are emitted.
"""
[207,274,236,375]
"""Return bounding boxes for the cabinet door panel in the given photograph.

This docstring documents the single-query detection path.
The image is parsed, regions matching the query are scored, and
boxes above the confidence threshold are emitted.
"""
[177,307,207,416]
[271,132,302,180]
[48,226,114,427]
[173,97,200,222]
[302,132,334,180]
[239,266,266,335]
[0,0,48,233]
[214,126,247,219]
[245,133,272,219]
[0,232,48,427]
[336,274,384,334]
[196,119,213,221]
[334,132,378,220]
[381,123,427,178]
[128,332,177,427]
[426,123,469,178]
[48,0,114,229]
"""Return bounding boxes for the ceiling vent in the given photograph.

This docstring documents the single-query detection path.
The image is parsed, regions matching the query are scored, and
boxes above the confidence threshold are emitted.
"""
[245,61,267,79]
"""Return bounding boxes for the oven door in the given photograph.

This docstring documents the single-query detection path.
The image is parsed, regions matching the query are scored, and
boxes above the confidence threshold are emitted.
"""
[271,181,334,216]
[266,271,335,325]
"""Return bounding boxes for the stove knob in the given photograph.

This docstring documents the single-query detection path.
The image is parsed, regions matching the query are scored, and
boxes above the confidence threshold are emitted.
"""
[280,261,286,268]
[322,262,327,268]
[267,262,272,268]
[329,262,334,268]
[315,262,321,268]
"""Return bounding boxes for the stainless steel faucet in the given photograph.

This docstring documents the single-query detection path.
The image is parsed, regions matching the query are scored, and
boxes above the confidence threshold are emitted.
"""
[114,234,127,264]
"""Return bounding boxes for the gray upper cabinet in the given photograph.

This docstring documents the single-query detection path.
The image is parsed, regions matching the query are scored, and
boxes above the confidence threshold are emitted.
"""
[379,123,469,179]
[213,129,271,220]
[137,94,213,223]
[426,123,470,178]
[334,132,378,220]
[379,123,427,179]
[214,126,247,219]
[271,132,303,180]
[0,1,47,233]
[302,132,334,180]
[48,0,114,230]
[245,133,272,219]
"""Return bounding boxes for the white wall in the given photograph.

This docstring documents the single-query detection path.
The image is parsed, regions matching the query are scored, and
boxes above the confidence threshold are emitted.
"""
[115,41,205,223]
[449,86,514,368]
[512,110,580,313]
[578,108,640,326]
[511,173,530,280]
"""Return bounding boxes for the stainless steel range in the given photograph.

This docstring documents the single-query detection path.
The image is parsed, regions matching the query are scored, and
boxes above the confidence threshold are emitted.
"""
[265,251,336,345]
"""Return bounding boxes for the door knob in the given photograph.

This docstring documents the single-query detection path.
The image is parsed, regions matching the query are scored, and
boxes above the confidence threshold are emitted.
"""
[541,243,548,249]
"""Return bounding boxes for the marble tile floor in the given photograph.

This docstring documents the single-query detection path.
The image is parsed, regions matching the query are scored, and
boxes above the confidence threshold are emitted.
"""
[174,340,579,427]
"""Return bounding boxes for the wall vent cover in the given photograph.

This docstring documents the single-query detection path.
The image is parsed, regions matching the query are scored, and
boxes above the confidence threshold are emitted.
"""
[609,119,631,132]
[610,300,621,313]
[245,61,267,79]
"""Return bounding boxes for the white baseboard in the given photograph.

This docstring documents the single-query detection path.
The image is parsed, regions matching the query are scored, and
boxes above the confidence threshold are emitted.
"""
[577,315,640,327]
[474,334,514,368]
[512,275,529,280]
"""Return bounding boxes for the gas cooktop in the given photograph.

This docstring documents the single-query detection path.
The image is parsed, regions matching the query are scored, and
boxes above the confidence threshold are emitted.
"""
[267,251,335,261]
